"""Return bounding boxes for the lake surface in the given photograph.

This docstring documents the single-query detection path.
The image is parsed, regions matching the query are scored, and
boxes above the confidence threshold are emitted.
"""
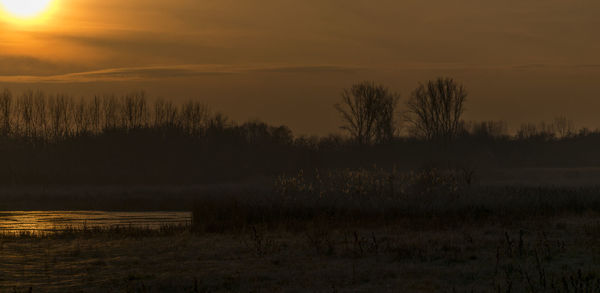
[0,211,192,233]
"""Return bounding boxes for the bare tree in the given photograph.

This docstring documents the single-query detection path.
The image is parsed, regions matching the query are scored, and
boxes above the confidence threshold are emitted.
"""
[517,123,538,140]
[73,97,92,135]
[0,89,13,136]
[103,94,120,130]
[154,98,168,128]
[17,91,34,137]
[405,77,467,141]
[154,98,180,129]
[553,114,574,139]
[32,91,47,138]
[121,92,149,129]
[335,81,400,145]
[48,94,74,139]
[162,100,179,128]
[89,96,102,134]
[180,101,209,135]
[464,120,508,139]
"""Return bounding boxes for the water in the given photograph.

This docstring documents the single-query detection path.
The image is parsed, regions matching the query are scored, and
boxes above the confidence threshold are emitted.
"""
[0,211,192,233]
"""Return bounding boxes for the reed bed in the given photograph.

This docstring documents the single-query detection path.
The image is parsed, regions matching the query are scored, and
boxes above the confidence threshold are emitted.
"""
[192,167,600,233]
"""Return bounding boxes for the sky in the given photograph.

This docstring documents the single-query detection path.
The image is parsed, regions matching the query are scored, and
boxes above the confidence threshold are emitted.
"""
[1,0,599,135]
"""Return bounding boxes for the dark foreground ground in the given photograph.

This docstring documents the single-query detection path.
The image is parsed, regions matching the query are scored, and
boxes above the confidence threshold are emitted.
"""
[1,213,599,292]
[2,168,600,292]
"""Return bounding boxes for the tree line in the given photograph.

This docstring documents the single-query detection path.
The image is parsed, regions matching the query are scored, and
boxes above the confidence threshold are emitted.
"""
[0,89,291,142]
[335,77,581,144]
[0,79,586,145]
[335,77,468,144]
[0,80,597,185]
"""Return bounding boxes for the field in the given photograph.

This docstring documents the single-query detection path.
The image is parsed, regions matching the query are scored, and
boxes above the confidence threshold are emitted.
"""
[2,214,599,292]
[2,168,600,292]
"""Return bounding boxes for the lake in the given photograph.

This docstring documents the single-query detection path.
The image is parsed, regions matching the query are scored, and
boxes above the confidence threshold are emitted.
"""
[0,211,192,233]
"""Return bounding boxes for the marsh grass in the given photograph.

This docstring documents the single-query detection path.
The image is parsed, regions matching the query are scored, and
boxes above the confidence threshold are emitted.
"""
[0,224,190,240]
[2,210,599,292]
[274,166,473,199]
[192,167,600,233]
[491,230,600,293]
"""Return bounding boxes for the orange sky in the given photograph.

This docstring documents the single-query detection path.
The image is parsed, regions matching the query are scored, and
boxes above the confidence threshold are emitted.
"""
[1,0,599,135]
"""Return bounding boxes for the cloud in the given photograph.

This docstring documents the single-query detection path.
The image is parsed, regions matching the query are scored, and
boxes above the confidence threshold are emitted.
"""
[573,64,600,69]
[512,64,546,70]
[28,30,229,65]
[248,65,360,74]
[511,64,600,71]
[0,65,230,83]
[0,64,361,83]
[0,55,82,76]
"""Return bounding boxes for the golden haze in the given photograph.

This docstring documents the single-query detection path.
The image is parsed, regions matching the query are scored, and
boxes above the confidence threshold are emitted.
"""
[0,0,599,135]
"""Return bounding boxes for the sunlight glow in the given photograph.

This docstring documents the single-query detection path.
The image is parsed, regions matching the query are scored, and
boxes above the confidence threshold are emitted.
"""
[0,0,53,19]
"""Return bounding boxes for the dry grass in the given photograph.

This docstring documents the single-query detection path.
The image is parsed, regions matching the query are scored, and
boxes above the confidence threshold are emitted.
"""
[1,214,599,292]
[3,168,600,291]
[192,168,600,233]
[0,224,190,240]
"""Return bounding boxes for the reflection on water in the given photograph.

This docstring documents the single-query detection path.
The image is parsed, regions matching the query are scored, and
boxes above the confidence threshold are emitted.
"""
[0,211,192,232]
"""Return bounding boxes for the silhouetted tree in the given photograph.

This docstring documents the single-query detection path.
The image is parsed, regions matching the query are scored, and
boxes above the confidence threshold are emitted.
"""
[553,114,574,139]
[89,96,102,134]
[335,81,399,145]
[516,117,574,141]
[17,91,34,137]
[0,89,12,135]
[180,100,209,135]
[48,94,73,138]
[121,92,149,129]
[463,120,508,139]
[405,77,467,141]
[241,120,293,145]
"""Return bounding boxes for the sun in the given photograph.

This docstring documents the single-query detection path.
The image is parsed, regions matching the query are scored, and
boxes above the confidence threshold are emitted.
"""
[0,0,53,19]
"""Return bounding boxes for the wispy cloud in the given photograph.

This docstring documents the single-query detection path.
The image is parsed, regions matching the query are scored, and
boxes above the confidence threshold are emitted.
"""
[512,64,546,70]
[0,64,360,83]
[573,64,600,68]
[0,55,86,76]
[249,65,360,74]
